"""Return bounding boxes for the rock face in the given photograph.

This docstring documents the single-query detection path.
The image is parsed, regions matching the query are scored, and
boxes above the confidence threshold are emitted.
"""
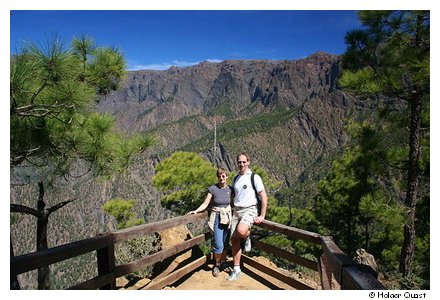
[99,52,343,131]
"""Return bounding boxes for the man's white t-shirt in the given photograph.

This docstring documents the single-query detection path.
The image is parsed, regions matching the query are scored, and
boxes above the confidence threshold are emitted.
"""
[233,169,265,208]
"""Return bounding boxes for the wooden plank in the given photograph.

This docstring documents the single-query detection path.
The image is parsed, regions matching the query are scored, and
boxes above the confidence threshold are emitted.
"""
[318,254,332,290]
[342,265,385,290]
[97,244,115,289]
[68,273,114,290]
[114,233,209,278]
[112,212,208,244]
[253,239,318,272]
[257,220,321,244]
[144,254,209,290]
[242,255,314,290]
[11,233,113,275]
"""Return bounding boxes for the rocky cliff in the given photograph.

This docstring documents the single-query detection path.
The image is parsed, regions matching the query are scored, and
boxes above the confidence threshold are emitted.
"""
[99,52,343,131]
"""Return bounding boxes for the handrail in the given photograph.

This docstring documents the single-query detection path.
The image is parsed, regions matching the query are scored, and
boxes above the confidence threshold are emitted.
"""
[11,212,208,276]
[11,212,384,290]
[11,233,113,276]
[320,236,384,289]
[258,219,322,244]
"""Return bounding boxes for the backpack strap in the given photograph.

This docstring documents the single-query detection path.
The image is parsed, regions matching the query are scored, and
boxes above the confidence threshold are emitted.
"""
[250,173,260,201]
[232,174,239,187]
[250,173,257,195]
[251,173,262,213]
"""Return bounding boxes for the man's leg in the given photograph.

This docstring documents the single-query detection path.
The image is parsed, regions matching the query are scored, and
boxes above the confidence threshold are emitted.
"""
[231,222,250,265]
[227,222,250,280]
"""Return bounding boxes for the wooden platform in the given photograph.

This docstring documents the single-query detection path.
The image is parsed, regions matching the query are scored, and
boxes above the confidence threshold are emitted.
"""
[117,255,319,290]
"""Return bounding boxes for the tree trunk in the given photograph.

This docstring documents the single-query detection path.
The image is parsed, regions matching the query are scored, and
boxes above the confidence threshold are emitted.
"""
[10,239,21,290]
[365,220,371,251]
[399,90,422,277]
[398,13,426,278]
[11,181,75,289]
[36,181,50,290]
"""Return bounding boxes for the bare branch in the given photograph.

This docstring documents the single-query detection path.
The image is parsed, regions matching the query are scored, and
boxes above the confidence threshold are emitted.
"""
[48,199,76,214]
[14,102,75,117]
[30,81,48,105]
[10,204,42,218]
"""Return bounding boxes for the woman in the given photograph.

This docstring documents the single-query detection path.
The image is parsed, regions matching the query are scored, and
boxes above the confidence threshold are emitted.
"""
[188,167,234,277]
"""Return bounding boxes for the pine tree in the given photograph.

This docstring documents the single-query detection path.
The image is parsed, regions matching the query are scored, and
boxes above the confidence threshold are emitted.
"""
[339,10,429,278]
[152,151,217,215]
[10,35,153,289]
[315,121,407,270]
[102,198,144,229]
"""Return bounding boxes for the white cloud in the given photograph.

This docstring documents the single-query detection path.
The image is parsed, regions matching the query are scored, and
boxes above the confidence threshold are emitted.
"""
[129,58,222,71]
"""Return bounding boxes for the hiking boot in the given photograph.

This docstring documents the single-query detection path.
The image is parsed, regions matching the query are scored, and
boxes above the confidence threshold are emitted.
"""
[244,237,251,252]
[226,270,241,281]
[212,266,221,277]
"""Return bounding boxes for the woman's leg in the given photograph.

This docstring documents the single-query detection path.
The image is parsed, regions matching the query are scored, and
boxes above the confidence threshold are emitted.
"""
[213,214,225,262]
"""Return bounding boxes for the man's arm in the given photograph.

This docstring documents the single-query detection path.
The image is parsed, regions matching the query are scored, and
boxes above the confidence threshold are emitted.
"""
[254,190,267,224]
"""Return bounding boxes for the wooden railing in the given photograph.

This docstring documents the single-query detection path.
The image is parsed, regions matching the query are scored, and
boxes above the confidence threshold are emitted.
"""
[10,213,384,290]
[256,220,384,289]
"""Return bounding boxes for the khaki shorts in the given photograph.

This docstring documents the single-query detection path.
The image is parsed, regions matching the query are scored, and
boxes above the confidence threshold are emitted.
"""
[230,206,258,236]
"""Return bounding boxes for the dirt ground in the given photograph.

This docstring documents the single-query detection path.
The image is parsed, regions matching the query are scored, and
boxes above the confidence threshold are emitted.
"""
[166,258,319,290]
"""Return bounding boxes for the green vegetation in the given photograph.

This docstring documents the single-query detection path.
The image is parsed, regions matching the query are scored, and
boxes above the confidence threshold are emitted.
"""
[152,151,217,214]
[102,198,144,229]
[315,121,406,258]
[183,107,296,153]
[207,100,236,118]
[339,10,430,285]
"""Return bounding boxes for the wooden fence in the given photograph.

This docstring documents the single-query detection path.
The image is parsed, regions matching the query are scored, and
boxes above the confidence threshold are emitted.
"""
[10,212,384,290]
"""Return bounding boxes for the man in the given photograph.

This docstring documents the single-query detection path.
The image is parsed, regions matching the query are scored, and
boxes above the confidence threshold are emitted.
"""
[227,153,268,281]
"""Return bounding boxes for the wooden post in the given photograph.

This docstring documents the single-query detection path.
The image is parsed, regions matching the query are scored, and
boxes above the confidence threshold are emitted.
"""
[97,243,115,289]
[318,253,332,290]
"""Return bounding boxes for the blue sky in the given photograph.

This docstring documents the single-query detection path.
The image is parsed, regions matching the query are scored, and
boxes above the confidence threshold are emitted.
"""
[10,10,363,71]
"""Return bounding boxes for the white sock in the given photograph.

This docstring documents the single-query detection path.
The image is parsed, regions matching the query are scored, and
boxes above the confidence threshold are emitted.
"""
[233,265,241,273]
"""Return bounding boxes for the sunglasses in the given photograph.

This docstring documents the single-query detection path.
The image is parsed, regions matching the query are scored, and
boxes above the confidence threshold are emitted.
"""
[237,161,247,164]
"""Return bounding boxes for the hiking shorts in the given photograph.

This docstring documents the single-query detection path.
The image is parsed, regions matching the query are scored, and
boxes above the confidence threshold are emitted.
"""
[230,205,258,237]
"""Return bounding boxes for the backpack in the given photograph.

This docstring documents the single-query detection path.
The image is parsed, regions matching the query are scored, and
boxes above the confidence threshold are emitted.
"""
[233,172,261,213]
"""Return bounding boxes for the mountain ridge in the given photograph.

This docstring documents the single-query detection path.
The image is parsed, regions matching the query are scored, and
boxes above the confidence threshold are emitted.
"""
[97,52,343,132]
